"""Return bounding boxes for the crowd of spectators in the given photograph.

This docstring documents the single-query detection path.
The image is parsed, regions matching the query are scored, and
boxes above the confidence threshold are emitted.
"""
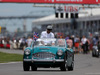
[0,36,33,50]
[0,35,100,54]
[65,35,99,54]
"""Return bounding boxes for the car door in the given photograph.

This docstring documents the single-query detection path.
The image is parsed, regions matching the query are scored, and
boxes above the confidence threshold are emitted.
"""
[66,49,74,67]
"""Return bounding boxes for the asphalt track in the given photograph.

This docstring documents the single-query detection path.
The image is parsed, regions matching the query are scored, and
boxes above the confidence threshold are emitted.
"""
[0,49,100,75]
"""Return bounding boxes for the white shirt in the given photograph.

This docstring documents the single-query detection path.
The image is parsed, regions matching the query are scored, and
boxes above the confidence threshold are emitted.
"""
[26,38,33,47]
[40,31,54,38]
[81,38,87,44]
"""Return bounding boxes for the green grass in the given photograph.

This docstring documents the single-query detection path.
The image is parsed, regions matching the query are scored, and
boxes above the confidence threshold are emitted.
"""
[0,52,23,63]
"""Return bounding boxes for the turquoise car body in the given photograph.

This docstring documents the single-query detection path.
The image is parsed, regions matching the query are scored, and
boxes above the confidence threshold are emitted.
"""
[23,39,74,70]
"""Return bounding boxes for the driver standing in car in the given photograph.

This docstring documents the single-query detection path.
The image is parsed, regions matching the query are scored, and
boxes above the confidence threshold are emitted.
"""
[40,25,55,45]
[40,25,54,38]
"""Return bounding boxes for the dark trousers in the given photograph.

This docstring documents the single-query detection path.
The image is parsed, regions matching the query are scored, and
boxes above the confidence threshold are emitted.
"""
[82,44,88,54]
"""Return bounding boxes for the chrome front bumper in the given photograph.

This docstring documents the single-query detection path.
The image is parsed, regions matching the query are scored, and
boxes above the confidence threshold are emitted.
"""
[24,59,64,62]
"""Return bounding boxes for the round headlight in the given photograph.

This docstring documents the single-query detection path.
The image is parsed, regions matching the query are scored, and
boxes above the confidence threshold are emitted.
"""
[57,50,63,56]
[24,49,30,55]
[97,49,99,52]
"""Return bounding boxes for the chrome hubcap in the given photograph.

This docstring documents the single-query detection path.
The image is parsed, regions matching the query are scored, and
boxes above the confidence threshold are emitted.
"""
[65,60,67,68]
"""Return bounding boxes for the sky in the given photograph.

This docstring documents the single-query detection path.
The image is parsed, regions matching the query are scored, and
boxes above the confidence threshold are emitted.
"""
[0,3,98,32]
[0,3,54,32]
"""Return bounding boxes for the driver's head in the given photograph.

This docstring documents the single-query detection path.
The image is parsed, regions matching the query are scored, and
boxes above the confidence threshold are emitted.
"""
[83,35,85,38]
[47,25,52,33]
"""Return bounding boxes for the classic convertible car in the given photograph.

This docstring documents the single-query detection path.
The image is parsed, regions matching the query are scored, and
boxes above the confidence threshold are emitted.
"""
[23,38,74,71]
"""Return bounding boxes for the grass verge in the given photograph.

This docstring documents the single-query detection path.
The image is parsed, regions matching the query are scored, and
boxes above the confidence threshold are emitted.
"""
[0,52,23,63]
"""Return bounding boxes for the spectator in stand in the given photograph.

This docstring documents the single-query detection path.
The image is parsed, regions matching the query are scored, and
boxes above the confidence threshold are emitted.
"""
[79,37,83,53]
[9,39,13,49]
[3,38,7,48]
[6,38,10,49]
[13,39,17,49]
[71,35,75,48]
[26,36,33,47]
[65,35,69,40]
[66,37,73,48]
[81,36,87,54]
[85,39,90,53]
[20,37,27,50]
[93,36,98,45]
[97,36,100,52]
[89,38,93,51]
[74,35,80,53]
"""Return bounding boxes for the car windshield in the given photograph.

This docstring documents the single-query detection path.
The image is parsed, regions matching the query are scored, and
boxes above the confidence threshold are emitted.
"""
[33,38,65,47]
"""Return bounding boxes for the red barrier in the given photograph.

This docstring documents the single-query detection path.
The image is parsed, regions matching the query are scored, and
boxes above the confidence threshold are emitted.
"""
[0,44,4,48]
[6,44,10,48]
[0,0,99,4]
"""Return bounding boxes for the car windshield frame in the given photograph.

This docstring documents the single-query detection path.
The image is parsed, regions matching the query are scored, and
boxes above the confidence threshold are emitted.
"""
[32,38,66,47]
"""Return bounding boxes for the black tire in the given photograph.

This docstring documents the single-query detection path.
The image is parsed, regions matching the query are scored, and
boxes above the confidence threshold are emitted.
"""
[68,62,74,71]
[92,50,96,57]
[60,54,67,71]
[31,65,37,71]
[96,52,99,58]
[92,52,95,57]
[23,61,30,71]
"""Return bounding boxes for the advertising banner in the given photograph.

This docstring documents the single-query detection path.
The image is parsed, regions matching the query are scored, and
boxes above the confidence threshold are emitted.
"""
[0,0,99,4]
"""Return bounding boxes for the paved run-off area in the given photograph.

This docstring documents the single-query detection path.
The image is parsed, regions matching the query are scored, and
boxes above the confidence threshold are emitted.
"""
[0,48,23,55]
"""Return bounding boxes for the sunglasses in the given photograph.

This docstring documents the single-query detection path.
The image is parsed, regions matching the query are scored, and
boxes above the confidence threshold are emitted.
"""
[47,29,52,31]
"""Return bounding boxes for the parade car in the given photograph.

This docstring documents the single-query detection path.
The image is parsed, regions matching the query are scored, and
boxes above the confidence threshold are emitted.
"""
[92,45,100,57]
[23,38,74,71]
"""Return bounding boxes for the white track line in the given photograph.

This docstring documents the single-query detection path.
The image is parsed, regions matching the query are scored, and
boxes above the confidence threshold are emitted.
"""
[0,62,22,65]
[86,73,100,75]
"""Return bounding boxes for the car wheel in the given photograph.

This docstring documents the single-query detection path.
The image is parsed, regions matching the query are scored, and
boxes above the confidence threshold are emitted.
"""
[31,65,37,71]
[68,62,74,71]
[96,52,99,58]
[60,54,67,71]
[23,61,30,71]
[92,52,95,57]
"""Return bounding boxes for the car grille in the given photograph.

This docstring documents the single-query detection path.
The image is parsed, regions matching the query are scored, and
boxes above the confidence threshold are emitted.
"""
[33,52,55,59]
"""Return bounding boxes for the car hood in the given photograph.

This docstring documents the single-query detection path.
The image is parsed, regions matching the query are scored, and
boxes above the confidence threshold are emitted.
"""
[33,46,65,54]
